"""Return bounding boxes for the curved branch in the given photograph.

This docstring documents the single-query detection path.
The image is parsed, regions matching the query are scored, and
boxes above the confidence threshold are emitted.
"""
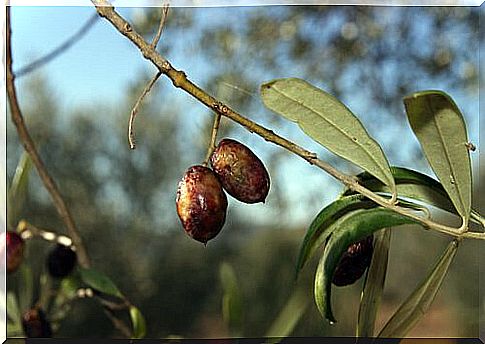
[6,7,91,269]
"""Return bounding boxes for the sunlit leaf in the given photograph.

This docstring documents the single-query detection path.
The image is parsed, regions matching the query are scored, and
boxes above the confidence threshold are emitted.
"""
[129,305,147,339]
[378,240,459,338]
[79,267,124,298]
[404,91,472,225]
[7,291,21,324]
[314,208,417,323]
[265,287,309,340]
[295,194,376,276]
[261,78,395,193]
[7,152,32,228]
[357,228,391,337]
[219,262,243,335]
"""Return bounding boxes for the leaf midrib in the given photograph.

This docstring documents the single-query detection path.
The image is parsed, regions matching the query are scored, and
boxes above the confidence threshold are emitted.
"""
[426,99,466,216]
[271,85,391,186]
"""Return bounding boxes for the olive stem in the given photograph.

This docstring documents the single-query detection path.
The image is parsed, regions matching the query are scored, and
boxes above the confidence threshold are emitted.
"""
[90,1,483,240]
[128,71,162,149]
[150,3,170,49]
[203,113,222,166]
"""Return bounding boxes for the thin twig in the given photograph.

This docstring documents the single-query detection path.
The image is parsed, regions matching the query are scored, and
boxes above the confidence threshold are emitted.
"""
[151,4,170,48]
[203,113,221,166]
[15,12,99,78]
[90,0,485,240]
[6,8,91,268]
[128,71,162,149]
[17,220,73,247]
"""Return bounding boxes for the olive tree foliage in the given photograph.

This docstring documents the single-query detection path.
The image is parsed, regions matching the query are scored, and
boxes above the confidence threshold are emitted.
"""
[6,5,483,338]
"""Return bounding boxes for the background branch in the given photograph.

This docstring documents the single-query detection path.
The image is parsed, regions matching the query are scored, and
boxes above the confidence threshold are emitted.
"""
[14,12,99,78]
[7,8,134,338]
[6,8,91,268]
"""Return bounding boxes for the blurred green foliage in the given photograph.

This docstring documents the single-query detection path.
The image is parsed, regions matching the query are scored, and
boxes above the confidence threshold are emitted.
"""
[6,5,482,338]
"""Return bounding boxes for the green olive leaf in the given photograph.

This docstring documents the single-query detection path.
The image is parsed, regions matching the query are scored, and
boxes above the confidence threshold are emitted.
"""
[78,267,124,299]
[129,305,147,339]
[18,264,34,313]
[378,240,459,338]
[261,78,395,194]
[265,287,309,340]
[314,208,418,323]
[404,91,472,225]
[219,262,243,335]
[7,151,32,228]
[297,194,426,278]
[341,166,483,227]
[6,291,21,324]
[295,194,377,277]
[357,228,391,337]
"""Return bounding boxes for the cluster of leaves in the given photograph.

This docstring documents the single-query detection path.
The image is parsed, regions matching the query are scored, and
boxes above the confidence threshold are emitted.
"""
[260,78,481,337]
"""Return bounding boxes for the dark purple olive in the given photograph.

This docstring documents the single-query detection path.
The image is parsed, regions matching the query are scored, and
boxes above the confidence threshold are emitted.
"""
[176,165,228,244]
[332,235,374,287]
[22,308,52,338]
[3,231,25,274]
[47,244,77,278]
[210,139,270,204]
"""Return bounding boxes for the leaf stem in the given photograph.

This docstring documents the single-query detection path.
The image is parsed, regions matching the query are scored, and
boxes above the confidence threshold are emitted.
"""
[90,0,484,241]
[128,71,162,149]
[150,4,170,49]
[203,113,222,166]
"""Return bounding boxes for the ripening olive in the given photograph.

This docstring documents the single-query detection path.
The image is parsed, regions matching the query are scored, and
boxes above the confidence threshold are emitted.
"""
[332,235,374,287]
[176,165,228,244]
[210,138,270,204]
[22,308,52,338]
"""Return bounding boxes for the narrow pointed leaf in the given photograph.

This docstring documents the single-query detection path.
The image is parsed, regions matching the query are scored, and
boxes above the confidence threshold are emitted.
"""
[296,194,377,276]
[7,152,32,228]
[265,287,309,340]
[357,228,391,337]
[261,78,395,193]
[404,91,472,224]
[314,208,418,323]
[18,264,33,313]
[129,305,147,339]
[378,240,458,338]
[6,292,21,323]
[219,262,243,335]
[79,267,123,298]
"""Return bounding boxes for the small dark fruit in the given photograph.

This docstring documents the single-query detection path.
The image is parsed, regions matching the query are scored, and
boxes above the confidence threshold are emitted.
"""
[3,231,25,274]
[210,138,270,204]
[22,308,52,338]
[47,244,77,278]
[332,235,374,287]
[176,165,228,244]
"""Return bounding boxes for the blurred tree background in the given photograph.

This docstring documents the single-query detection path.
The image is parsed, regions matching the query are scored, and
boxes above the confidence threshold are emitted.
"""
[6,5,483,338]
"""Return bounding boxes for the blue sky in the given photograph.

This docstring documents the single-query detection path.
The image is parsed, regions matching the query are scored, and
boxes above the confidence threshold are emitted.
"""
[8,6,482,228]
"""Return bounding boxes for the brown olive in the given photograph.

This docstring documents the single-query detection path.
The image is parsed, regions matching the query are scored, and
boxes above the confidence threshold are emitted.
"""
[332,235,374,287]
[176,165,228,244]
[211,138,270,204]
